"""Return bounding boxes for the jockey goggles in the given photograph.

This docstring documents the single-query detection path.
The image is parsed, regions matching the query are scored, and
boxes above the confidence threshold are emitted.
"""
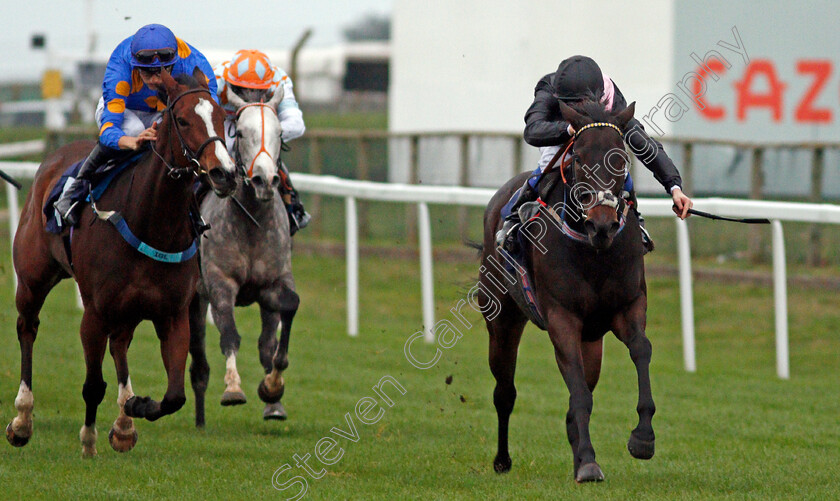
[133,48,177,66]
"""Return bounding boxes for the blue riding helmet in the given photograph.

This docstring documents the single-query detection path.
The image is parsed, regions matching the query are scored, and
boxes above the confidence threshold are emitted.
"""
[130,24,181,68]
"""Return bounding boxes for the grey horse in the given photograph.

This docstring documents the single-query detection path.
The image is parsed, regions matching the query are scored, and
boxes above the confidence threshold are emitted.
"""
[189,85,300,424]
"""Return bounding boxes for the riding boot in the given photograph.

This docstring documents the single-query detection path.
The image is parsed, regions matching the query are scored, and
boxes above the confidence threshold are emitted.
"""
[278,161,310,236]
[494,177,539,252]
[625,189,654,254]
[54,143,115,226]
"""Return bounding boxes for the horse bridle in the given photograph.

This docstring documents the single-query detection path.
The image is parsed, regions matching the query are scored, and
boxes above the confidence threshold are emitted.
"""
[562,122,627,219]
[231,102,280,181]
[152,88,226,179]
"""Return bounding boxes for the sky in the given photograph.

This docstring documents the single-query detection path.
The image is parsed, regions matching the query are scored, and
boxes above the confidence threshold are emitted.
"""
[1,0,394,82]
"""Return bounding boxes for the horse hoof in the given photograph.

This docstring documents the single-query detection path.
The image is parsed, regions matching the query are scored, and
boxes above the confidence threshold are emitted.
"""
[5,422,30,447]
[575,462,604,483]
[257,380,284,404]
[220,391,247,406]
[108,427,138,453]
[493,454,512,473]
[263,402,287,421]
[628,435,655,460]
[124,396,150,418]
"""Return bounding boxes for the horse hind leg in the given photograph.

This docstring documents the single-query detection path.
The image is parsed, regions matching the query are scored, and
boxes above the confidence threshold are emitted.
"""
[487,305,527,474]
[7,274,61,447]
[188,293,211,427]
[108,330,138,452]
[258,287,299,419]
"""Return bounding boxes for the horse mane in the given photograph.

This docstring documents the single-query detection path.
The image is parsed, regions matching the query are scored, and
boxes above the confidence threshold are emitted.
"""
[568,92,613,122]
[174,73,202,88]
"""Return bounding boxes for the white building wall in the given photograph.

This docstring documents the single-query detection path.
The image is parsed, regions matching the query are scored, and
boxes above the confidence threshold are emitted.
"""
[389,0,675,187]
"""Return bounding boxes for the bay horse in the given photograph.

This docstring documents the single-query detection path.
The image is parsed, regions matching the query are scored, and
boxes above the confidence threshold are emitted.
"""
[479,99,655,482]
[7,69,237,456]
[189,85,299,426]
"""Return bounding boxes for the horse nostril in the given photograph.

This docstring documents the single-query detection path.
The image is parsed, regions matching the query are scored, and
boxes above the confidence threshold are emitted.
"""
[609,221,621,236]
[584,220,596,236]
[271,176,281,188]
[208,168,227,185]
[252,176,265,187]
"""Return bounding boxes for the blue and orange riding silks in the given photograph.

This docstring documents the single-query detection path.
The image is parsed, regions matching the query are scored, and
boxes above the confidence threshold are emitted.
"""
[99,36,218,150]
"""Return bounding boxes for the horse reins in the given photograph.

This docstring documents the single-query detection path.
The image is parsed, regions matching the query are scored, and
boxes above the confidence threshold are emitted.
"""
[153,88,226,179]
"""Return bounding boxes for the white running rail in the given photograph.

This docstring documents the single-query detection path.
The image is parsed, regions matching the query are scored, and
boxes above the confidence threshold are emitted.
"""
[4,161,840,379]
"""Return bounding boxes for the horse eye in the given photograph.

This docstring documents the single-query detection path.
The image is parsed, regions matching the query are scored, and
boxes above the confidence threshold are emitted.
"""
[177,117,189,127]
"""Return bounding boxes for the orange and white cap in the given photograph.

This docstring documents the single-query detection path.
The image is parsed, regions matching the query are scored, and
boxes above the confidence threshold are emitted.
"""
[223,49,275,89]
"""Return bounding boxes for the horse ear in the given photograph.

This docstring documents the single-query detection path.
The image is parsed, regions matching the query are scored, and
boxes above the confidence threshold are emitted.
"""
[193,67,210,90]
[160,70,180,99]
[557,100,588,129]
[226,85,247,109]
[614,101,636,130]
[266,85,285,109]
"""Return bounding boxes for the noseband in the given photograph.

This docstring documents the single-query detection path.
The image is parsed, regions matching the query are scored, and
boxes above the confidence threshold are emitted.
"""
[233,102,279,179]
[154,88,226,179]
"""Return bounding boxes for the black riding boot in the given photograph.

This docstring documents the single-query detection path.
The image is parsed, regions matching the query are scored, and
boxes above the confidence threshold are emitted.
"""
[626,189,654,253]
[494,178,539,252]
[278,161,310,236]
[54,143,115,226]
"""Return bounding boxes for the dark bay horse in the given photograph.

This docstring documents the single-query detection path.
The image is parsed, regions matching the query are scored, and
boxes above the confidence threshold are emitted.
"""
[7,69,237,456]
[189,85,299,426]
[480,99,655,482]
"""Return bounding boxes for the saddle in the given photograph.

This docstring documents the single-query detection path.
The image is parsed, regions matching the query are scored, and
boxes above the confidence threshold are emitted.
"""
[43,152,145,234]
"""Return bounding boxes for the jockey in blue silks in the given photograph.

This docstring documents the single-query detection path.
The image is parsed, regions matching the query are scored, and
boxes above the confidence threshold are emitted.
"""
[54,23,218,226]
[496,55,694,254]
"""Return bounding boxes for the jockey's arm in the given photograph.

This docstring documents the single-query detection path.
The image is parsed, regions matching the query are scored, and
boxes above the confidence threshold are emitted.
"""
[523,74,574,147]
[274,74,305,142]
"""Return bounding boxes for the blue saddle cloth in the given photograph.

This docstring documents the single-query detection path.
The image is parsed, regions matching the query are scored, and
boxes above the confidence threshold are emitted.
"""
[44,152,144,234]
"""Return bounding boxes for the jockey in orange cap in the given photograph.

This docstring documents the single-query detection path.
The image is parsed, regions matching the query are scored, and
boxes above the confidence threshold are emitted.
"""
[214,49,309,235]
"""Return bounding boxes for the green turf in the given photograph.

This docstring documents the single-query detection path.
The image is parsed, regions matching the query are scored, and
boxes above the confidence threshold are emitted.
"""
[0,213,839,500]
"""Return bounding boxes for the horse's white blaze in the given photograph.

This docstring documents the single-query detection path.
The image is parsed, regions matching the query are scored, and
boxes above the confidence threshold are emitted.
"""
[10,381,34,436]
[238,105,282,181]
[195,98,235,172]
[224,353,242,391]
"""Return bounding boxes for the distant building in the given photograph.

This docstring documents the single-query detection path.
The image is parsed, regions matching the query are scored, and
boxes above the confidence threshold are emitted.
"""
[388,0,840,198]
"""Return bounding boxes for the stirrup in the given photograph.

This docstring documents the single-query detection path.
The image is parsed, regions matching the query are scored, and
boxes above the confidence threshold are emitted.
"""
[54,199,81,226]
[495,218,521,253]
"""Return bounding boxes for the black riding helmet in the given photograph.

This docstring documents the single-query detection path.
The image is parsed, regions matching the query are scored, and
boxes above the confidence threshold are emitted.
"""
[552,55,604,102]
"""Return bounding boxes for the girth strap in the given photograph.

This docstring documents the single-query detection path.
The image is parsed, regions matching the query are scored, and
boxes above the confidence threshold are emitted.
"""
[93,205,197,263]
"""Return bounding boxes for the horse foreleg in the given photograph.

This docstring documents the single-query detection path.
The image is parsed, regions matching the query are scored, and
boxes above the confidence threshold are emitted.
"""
[79,312,109,457]
[546,307,603,483]
[612,295,655,460]
[209,283,246,406]
[188,293,210,427]
[125,314,189,422]
[257,287,299,411]
[108,329,138,452]
[566,338,604,474]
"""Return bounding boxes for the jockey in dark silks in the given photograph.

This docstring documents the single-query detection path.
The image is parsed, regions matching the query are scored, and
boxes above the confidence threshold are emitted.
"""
[54,23,218,226]
[214,49,310,236]
[496,55,693,253]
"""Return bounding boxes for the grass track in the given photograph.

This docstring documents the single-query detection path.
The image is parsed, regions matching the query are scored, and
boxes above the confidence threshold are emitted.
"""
[1,220,839,500]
